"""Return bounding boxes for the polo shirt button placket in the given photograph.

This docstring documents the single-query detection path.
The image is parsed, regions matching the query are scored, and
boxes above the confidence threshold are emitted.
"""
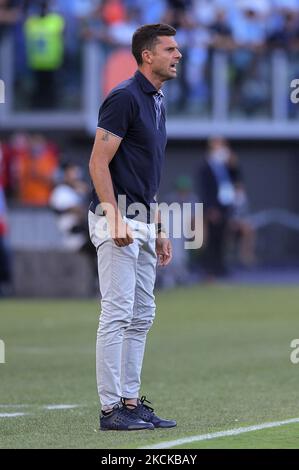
[153,92,163,130]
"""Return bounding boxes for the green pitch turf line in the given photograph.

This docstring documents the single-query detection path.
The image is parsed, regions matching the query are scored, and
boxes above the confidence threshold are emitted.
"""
[140,417,299,449]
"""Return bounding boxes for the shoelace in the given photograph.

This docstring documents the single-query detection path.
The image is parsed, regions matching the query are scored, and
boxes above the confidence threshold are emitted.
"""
[140,396,154,413]
[121,396,155,414]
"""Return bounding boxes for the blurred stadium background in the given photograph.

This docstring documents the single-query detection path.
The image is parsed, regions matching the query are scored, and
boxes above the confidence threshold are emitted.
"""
[1,0,299,451]
[1,0,299,297]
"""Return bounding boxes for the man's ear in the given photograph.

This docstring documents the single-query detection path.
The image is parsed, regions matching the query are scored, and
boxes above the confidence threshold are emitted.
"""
[142,50,153,65]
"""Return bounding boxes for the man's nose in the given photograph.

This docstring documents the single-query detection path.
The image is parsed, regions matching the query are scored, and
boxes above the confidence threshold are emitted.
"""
[176,49,182,60]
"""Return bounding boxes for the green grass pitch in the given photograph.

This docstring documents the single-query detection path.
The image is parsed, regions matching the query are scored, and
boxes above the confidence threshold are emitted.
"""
[1,284,299,449]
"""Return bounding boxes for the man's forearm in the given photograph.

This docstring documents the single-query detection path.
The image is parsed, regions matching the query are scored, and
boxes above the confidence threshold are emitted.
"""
[90,163,121,222]
[90,162,133,244]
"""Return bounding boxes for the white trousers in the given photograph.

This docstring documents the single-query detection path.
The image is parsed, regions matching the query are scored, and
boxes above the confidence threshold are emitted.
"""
[88,211,157,410]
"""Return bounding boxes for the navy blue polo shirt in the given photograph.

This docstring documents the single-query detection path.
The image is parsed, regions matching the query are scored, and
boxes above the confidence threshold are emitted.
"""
[90,70,167,223]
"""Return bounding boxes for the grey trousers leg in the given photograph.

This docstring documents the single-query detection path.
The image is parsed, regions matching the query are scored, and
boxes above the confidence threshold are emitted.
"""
[88,211,156,409]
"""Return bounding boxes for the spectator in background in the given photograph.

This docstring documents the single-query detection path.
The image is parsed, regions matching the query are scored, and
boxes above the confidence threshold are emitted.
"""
[272,0,299,12]
[49,0,97,107]
[81,1,119,47]
[9,132,31,199]
[193,0,220,27]
[52,0,96,45]
[159,175,198,288]
[164,1,211,113]
[108,5,142,47]
[82,0,140,48]
[227,151,257,267]
[166,0,193,14]
[16,133,58,206]
[229,3,270,116]
[0,138,18,200]
[24,0,65,109]
[209,8,235,51]
[198,137,235,279]
[131,0,167,25]
[230,4,268,53]
[81,2,108,43]
[267,9,299,50]
[101,0,126,25]
[49,163,92,254]
[0,145,12,296]
[0,0,21,42]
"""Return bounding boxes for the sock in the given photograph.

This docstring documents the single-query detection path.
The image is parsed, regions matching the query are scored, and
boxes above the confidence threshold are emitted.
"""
[101,401,120,415]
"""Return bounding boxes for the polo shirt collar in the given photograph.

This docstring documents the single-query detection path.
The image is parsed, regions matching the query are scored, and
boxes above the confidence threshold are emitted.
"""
[135,70,164,96]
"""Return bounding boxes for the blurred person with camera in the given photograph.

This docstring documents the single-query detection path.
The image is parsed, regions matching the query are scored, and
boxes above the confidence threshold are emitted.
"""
[50,162,91,253]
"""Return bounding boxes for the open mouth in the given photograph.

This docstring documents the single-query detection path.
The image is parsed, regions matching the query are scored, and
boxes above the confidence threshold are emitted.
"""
[170,64,177,71]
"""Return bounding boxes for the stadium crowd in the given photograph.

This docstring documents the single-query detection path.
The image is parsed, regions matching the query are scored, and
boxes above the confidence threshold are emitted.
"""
[1,0,299,113]
[2,0,299,47]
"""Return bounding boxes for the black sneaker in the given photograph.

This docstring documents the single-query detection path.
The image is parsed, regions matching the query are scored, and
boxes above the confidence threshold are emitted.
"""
[100,403,154,431]
[134,396,177,429]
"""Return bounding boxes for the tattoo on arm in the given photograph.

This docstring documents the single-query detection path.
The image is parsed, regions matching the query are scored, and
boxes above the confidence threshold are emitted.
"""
[102,131,110,142]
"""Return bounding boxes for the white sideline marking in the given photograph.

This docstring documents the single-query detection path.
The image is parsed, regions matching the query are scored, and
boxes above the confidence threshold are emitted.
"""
[44,404,80,410]
[141,417,299,449]
[0,404,31,408]
[0,404,81,418]
[0,404,81,412]
[13,347,93,354]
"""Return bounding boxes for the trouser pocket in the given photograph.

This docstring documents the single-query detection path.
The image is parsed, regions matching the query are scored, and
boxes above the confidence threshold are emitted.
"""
[88,210,110,249]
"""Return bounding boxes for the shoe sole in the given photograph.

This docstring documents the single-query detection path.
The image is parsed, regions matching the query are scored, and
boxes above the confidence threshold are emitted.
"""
[100,425,154,431]
[154,422,177,428]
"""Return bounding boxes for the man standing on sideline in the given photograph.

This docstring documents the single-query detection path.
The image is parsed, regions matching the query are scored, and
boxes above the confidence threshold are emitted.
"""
[89,24,182,431]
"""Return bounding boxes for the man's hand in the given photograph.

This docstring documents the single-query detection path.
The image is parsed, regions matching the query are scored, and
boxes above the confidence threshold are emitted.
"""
[156,234,172,266]
[110,218,134,247]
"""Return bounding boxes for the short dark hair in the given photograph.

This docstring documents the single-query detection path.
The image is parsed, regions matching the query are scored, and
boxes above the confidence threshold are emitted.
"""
[132,24,177,66]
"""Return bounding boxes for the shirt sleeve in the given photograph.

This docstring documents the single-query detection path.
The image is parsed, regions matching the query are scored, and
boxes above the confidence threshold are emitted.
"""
[97,89,136,139]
